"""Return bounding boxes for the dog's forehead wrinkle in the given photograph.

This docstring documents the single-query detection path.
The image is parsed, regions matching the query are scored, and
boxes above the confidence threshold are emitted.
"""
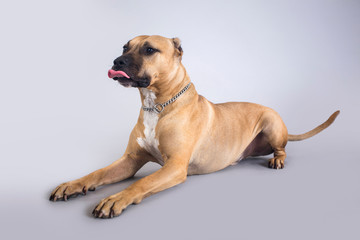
[127,36,174,55]
[127,36,148,49]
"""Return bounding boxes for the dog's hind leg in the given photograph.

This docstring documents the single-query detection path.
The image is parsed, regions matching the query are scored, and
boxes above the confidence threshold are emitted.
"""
[268,147,287,169]
[259,111,288,169]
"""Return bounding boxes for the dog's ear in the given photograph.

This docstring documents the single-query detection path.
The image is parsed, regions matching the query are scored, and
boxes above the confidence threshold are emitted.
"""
[172,37,183,58]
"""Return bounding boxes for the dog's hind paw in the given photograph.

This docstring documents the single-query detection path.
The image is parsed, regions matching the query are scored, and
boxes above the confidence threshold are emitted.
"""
[268,158,284,169]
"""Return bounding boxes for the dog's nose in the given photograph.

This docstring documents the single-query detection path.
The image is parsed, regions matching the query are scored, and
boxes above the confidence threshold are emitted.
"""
[113,56,129,66]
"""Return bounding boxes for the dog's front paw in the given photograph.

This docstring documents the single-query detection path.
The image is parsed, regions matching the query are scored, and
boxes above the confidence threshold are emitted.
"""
[49,181,95,201]
[92,191,137,218]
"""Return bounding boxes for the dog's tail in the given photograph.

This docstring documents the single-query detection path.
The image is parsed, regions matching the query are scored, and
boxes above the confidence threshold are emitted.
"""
[288,110,340,141]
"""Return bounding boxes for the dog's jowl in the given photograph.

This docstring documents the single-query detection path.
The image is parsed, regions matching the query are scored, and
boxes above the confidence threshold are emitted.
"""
[50,35,339,218]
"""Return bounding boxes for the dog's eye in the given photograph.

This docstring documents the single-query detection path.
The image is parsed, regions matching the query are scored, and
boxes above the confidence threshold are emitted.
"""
[146,47,156,55]
[123,46,128,53]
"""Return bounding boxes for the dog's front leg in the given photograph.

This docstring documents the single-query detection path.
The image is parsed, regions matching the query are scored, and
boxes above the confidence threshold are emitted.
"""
[92,157,188,218]
[49,153,147,201]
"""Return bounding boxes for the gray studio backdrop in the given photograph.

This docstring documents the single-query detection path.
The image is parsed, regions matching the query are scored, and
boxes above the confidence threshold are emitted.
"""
[0,0,359,240]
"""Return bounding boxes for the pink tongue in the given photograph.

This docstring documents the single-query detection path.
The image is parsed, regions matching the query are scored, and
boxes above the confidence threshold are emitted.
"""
[108,69,130,79]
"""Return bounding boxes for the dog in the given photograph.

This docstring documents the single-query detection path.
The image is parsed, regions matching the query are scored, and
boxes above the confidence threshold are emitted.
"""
[49,35,339,218]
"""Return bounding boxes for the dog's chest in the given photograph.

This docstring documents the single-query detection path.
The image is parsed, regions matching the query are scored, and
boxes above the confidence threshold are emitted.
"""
[136,89,164,164]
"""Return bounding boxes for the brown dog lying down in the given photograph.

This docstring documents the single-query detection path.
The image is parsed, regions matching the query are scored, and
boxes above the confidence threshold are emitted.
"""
[50,35,339,218]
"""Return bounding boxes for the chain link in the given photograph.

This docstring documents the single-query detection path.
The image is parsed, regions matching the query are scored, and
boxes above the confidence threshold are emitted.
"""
[142,83,192,113]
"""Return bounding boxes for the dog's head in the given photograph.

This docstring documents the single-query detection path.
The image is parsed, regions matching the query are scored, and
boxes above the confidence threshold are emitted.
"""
[108,35,183,88]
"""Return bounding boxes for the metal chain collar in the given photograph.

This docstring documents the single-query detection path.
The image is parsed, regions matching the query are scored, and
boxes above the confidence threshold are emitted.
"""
[142,83,192,113]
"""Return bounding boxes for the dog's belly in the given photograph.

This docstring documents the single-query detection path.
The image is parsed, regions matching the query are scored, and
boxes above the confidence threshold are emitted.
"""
[187,101,268,175]
[188,135,247,175]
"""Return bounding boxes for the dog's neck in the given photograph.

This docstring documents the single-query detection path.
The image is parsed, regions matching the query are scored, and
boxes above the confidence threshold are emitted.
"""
[138,64,193,110]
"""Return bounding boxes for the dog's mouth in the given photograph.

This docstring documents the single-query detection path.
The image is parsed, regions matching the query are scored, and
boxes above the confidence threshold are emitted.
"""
[108,69,133,87]
[108,69,131,80]
[108,69,150,88]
